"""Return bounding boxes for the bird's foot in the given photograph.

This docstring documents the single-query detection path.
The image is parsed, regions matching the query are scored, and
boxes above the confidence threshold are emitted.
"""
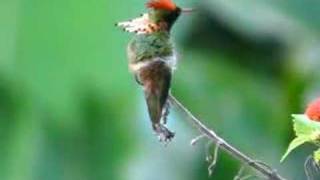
[153,124,175,143]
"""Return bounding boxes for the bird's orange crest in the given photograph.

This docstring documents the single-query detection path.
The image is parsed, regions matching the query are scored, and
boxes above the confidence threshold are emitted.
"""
[146,0,177,11]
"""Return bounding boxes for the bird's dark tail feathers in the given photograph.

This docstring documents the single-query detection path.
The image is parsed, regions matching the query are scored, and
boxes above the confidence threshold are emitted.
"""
[139,60,174,141]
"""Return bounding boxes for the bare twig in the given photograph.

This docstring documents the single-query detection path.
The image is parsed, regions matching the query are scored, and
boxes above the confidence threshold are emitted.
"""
[234,164,261,180]
[168,94,286,180]
[205,141,214,162]
[208,142,221,176]
[238,175,255,180]
[234,165,246,180]
[190,134,206,146]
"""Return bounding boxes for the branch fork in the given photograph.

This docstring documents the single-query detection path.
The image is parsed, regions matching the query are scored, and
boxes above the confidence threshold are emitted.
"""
[168,94,286,180]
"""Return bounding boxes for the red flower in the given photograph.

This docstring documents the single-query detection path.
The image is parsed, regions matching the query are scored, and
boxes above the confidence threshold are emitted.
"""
[305,98,320,121]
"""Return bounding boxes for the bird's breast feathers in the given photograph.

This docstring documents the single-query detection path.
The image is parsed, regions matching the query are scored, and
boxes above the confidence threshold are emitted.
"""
[129,54,177,73]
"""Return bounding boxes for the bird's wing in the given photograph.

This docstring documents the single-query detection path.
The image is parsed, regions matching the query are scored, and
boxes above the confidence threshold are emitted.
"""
[140,60,171,125]
[116,14,160,35]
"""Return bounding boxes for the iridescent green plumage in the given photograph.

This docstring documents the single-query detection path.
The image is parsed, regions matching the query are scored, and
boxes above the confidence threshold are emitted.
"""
[128,31,174,62]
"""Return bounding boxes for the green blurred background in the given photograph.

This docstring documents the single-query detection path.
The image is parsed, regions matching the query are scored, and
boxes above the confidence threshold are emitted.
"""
[1,0,320,179]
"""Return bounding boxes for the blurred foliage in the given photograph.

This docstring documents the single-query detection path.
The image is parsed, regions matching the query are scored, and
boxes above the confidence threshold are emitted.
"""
[0,0,320,180]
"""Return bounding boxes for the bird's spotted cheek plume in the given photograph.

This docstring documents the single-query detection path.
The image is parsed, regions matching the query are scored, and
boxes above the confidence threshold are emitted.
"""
[116,14,161,35]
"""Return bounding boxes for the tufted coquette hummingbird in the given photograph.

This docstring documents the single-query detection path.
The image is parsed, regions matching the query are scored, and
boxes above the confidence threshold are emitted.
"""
[116,0,193,142]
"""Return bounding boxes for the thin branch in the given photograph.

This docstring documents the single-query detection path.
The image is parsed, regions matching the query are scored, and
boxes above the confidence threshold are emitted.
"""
[190,134,207,146]
[234,164,260,180]
[208,142,221,176]
[205,141,214,162]
[234,165,247,180]
[168,94,286,180]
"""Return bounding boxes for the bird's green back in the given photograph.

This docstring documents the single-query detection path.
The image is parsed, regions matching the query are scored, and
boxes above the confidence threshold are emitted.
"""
[128,31,174,63]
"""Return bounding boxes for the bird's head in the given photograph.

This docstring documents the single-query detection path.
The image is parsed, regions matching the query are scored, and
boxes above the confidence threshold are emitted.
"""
[116,0,192,34]
[146,0,193,30]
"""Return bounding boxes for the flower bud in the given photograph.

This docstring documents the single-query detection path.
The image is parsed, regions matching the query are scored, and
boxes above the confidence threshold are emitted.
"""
[305,98,320,121]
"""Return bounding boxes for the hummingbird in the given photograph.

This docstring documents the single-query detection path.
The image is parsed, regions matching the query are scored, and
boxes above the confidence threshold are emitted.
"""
[116,0,192,142]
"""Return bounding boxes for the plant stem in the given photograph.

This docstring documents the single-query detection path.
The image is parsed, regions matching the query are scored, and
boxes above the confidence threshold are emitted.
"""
[168,94,286,180]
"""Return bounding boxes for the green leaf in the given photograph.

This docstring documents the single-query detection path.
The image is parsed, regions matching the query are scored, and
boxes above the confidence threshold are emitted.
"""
[281,114,320,162]
[281,136,311,162]
[292,114,320,137]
